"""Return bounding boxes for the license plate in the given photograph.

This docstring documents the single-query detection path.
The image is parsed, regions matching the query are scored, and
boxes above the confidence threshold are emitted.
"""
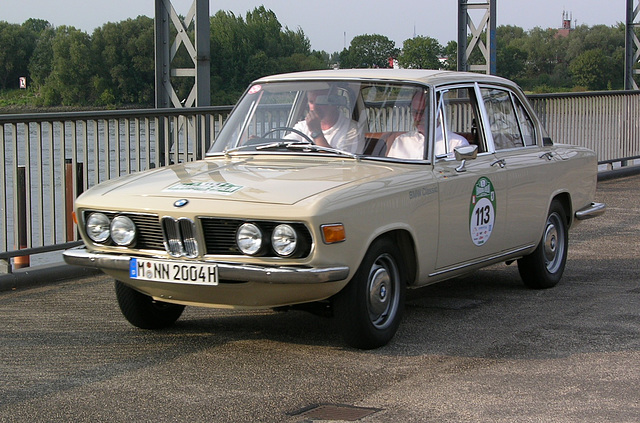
[129,258,219,285]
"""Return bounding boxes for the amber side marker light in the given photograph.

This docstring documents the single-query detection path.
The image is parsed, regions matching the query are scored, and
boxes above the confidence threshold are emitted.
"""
[321,224,346,244]
[72,211,78,225]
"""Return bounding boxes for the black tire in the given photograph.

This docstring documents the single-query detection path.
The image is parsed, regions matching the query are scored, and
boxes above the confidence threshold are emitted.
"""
[517,200,568,289]
[115,280,185,329]
[334,238,406,349]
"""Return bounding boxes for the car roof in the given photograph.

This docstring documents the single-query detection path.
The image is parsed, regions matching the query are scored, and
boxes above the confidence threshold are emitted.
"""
[254,68,517,89]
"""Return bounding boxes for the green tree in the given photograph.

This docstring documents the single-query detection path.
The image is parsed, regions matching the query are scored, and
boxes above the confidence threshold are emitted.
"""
[523,27,563,77]
[0,21,37,89]
[570,48,609,90]
[209,7,323,104]
[341,34,398,68]
[210,10,248,103]
[495,25,527,81]
[398,36,442,69]
[27,25,55,88]
[41,26,95,106]
[564,24,625,90]
[91,17,155,105]
[22,18,51,34]
[442,40,457,70]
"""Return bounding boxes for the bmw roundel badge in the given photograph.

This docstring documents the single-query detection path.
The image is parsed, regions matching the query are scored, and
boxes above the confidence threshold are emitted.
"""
[174,199,189,208]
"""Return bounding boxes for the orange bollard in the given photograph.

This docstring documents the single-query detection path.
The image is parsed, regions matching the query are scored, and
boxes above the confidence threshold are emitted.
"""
[15,166,30,270]
[13,254,30,269]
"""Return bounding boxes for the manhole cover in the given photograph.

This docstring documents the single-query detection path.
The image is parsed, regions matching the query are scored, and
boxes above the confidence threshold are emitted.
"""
[292,404,381,421]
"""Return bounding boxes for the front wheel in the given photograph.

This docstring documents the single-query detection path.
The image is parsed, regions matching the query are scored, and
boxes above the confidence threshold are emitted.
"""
[334,238,406,349]
[517,200,568,289]
[115,280,185,329]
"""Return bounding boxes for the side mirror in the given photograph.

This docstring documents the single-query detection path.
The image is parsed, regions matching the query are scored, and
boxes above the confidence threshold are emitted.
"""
[454,144,478,161]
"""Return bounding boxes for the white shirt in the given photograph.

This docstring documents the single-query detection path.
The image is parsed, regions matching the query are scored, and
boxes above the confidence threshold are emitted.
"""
[387,130,424,159]
[387,126,469,160]
[288,113,364,154]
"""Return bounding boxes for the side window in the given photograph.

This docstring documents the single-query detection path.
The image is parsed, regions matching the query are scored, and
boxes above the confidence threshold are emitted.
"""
[435,87,483,157]
[481,88,524,150]
[361,84,429,159]
[514,97,537,147]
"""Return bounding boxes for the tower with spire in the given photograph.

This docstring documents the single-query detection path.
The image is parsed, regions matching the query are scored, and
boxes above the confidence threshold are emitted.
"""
[556,10,574,37]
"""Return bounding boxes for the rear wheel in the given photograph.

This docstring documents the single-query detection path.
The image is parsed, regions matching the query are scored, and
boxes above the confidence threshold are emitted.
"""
[115,280,185,329]
[334,238,406,349]
[517,200,568,289]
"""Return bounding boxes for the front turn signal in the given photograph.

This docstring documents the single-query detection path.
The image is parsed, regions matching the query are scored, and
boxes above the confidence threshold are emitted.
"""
[321,223,346,244]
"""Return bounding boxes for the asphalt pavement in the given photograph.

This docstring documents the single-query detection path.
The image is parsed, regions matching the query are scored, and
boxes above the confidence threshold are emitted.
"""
[0,173,638,422]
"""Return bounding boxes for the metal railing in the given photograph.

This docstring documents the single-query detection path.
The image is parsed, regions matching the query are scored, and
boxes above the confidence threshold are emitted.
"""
[1,90,640,271]
[0,106,232,272]
[528,90,640,166]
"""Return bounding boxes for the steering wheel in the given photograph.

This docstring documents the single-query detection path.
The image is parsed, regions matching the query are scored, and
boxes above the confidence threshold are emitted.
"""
[262,127,315,144]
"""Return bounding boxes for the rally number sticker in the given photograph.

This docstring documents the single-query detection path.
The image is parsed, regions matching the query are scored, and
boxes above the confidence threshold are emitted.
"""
[469,177,496,246]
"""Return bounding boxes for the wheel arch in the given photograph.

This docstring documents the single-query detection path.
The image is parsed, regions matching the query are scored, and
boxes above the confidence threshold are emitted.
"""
[369,229,417,287]
[551,191,572,227]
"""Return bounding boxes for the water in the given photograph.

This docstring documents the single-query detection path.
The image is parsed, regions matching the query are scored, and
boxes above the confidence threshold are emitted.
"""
[2,119,159,266]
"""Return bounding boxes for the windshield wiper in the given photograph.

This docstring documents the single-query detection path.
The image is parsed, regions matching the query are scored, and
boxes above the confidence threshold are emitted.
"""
[255,141,310,150]
[284,143,359,160]
[223,140,359,160]
[222,140,293,156]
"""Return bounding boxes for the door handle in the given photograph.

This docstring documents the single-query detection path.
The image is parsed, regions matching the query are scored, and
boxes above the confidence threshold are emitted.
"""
[491,158,506,168]
[539,151,554,161]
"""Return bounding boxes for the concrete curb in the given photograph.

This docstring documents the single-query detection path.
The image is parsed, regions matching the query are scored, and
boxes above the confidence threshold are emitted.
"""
[0,264,101,292]
[598,165,640,181]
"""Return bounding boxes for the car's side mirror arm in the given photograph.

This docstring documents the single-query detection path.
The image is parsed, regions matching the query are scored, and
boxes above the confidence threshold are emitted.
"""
[454,145,478,172]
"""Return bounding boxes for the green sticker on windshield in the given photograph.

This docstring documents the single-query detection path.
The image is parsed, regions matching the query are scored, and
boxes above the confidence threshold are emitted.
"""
[469,177,496,246]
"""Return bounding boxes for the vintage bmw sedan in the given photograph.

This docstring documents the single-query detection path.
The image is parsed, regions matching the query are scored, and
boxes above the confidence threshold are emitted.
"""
[64,69,605,349]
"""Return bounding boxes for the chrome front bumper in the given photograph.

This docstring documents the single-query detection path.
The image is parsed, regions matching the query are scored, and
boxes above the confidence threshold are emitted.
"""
[575,202,606,220]
[63,247,350,284]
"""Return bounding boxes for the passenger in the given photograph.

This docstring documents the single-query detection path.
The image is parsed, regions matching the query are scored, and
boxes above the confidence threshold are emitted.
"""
[387,90,468,159]
[286,89,363,154]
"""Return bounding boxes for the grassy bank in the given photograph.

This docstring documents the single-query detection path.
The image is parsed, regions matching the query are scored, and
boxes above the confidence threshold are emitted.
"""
[0,89,151,114]
[0,88,41,113]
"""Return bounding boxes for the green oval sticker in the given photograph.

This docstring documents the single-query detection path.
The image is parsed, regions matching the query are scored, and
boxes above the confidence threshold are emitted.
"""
[469,177,496,246]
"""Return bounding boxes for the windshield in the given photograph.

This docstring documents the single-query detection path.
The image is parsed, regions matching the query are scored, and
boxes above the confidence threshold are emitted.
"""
[207,80,430,160]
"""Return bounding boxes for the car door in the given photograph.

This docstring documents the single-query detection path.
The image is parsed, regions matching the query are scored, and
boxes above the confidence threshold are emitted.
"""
[433,85,509,271]
[480,86,558,248]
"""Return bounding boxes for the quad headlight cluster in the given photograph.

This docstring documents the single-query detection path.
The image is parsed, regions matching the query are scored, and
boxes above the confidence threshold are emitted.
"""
[84,211,311,258]
[236,222,303,257]
[85,212,137,246]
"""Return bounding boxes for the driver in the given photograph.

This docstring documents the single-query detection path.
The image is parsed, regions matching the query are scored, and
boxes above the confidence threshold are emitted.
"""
[285,89,363,154]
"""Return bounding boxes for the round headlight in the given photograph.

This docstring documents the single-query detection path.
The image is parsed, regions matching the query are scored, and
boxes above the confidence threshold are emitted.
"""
[110,215,136,246]
[272,224,297,257]
[86,212,110,243]
[236,223,263,255]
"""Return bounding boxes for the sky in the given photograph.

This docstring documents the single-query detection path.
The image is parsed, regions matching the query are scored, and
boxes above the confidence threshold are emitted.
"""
[0,0,630,53]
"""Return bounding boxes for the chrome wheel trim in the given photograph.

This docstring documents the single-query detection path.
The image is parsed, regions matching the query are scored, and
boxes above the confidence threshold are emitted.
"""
[543,212,565,274]
[367,253,400,329]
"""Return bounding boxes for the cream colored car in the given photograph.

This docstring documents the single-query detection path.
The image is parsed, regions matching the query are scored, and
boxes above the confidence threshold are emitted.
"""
[64,69,605,349]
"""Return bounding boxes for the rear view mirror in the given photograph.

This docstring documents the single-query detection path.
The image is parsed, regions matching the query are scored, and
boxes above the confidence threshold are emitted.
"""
[314,95,348,107]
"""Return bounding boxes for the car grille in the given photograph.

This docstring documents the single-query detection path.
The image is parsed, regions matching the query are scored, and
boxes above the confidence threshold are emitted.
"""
[95,212,165,251]
[199,218,313,257]
[161,217,198,258]
[84,211,312,258]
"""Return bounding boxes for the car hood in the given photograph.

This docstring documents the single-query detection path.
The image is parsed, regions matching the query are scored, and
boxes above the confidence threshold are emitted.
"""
[82,156,394,206]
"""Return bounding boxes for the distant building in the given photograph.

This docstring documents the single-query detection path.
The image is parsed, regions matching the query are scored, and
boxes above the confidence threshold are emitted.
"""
[556,11,574,38]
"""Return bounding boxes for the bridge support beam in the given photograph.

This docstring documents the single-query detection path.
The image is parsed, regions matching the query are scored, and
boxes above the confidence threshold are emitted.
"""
[155,0,210,108]
[458,0,496,75]
[625,0,640,90]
